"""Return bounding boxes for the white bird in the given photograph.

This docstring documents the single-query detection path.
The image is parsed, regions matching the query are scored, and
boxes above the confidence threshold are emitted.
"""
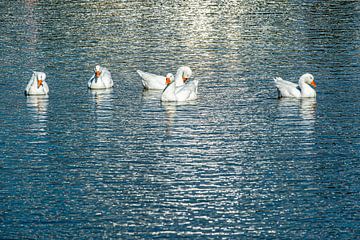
[161,73,199,102]
[88,65,113,89]
[274,73,317,98]
[25,71,49,96]
[137,66,192,90]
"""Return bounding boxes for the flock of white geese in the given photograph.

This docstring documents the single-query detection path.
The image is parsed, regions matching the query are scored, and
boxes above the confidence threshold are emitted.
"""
[25,65,317,101]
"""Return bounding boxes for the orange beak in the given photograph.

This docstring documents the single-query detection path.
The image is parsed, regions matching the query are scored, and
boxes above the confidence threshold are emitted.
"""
[182,77,188,83]
[166,77,171,85]
[95,71,101,78]
[310,80,316,88]
[37,79,43,88]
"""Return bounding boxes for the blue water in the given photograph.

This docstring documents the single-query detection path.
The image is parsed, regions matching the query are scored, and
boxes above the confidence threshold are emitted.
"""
[1,1,359,239]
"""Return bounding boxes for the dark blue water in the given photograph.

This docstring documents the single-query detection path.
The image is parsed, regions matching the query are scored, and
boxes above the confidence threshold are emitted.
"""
[1,1,359,239]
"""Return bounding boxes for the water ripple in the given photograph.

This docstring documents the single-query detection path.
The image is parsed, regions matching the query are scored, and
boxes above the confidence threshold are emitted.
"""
[0,0,359,239]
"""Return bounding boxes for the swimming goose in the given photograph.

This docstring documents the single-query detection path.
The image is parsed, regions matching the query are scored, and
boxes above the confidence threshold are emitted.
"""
[88,65,113,89]
[25,71,49,95]
[274,73,316,98]
[161,73,198,102]
[137,66,192,90]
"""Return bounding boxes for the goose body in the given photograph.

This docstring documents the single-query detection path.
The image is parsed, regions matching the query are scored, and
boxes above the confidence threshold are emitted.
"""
[25,72,49,96]
[161,73,199,102]
[137,70,167,90]
[137,66,192,90]
[88,65,113,90]
[274,73,316,98]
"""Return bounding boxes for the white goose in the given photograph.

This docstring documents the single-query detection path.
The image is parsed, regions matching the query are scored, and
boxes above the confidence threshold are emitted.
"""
[25,71,49,96]
[88,65,113,89]
[274,73,317,98]
[137,66,192,90]
[161,73,199,102]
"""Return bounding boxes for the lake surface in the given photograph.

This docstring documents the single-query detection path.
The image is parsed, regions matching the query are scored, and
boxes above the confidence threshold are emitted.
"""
[1,1,359,239]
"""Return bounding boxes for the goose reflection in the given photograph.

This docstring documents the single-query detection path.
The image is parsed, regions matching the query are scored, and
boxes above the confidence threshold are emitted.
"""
[161,101,198,135]
[26,95,49,117]
[89,89,114,130]
[277,98,316,120]
[300,98,317,121]
[277,98,317,138]
[89,88,114,109]
[141,89,162,102]
[88,89,114,157]
[162,102,177,132]
[26,95,48,136]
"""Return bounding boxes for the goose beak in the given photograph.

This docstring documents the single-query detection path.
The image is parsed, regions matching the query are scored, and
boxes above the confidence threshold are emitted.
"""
[310,80,316,88]
[182,77,188,83]
[37,79,43,88]
[95,70,101,78]
[166,77,171,85]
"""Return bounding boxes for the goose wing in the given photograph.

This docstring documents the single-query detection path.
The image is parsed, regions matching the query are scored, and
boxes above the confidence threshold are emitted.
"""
[274,77,301,98]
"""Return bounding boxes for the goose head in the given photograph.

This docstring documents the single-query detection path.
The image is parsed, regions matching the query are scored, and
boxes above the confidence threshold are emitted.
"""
[165,73,174,85]
[161,73,177,102]
[37,72,46,88]
[181,66,192,83]
[94,65,101,78]
[300,73,316,88]
[175,66,192,86]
